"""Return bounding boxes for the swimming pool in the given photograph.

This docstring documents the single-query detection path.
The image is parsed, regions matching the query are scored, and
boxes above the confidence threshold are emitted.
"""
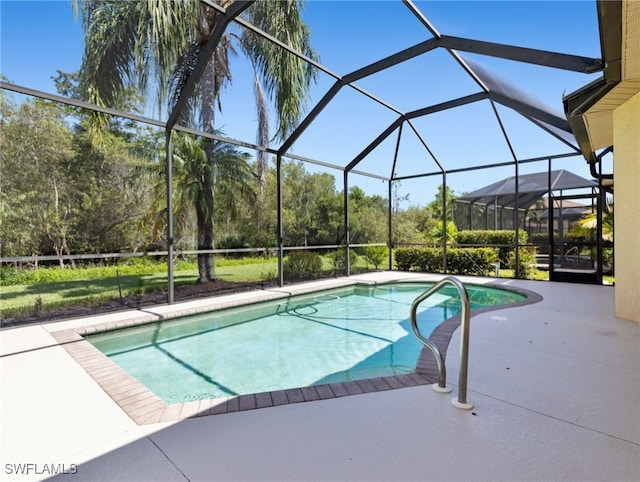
[86,282,526,404]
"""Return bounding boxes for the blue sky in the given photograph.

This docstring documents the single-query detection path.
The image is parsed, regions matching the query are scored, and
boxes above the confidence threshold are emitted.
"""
[1,0,602,206]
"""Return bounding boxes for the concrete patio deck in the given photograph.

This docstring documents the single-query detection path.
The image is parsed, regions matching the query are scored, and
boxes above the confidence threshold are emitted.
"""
[1,272,638,481]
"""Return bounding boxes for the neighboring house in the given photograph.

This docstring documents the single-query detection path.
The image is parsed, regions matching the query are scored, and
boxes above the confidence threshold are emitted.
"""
[452,169,597,235]
[534,198,593,236]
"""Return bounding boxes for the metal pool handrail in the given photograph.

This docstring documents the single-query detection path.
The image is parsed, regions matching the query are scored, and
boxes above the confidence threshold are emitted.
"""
[410,276,473,410]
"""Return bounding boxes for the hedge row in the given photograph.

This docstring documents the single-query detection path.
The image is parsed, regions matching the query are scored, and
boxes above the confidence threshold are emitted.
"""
[455,230,528,265]
[395,247,499,276]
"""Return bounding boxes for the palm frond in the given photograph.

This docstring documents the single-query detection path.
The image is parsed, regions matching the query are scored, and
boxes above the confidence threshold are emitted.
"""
[214,149,255,221]
[141,0,199,99]
[241,0,319,141]
[571,207,614,242]
[77,0,199,117]
[79,1,141,107]
[170,40,202,127]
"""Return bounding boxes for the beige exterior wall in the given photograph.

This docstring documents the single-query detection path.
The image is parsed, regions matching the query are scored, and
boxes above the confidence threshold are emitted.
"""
[613,91,640,323]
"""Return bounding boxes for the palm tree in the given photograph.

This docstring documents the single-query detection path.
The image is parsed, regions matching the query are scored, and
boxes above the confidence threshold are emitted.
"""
[73,0,318,281]
[570,205,614,242]
[526,199,545,234]
[145,132,255,282]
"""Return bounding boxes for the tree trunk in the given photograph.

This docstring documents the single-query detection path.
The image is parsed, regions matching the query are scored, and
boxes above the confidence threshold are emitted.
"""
[200,168,216,281]
[254,74,269,200]
[196,193,214,283]
[198,58,217,281]
[194,4,236,281]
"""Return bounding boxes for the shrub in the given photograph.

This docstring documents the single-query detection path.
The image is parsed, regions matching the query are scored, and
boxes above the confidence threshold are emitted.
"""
[506,247,537,279]
[456,230,528,265]
[363,245,389,269]
[0,259,169,287]
[396,247,443,272]
[395,247,498,276]
[217,235,250,250]
[283,250,322,280]
[260,269,278,282]
[446,248,499,276]
[428,221,458,244]
[127,257,155,268]
[528,233,556,253]
[603,247,614,274]
[0,266,30,285]
[327,249,359,274]
[216,235,252,258]
[395,247,425,271]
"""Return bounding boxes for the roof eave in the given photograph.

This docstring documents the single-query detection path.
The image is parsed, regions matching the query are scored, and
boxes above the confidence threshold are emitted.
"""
[563,0,622,163]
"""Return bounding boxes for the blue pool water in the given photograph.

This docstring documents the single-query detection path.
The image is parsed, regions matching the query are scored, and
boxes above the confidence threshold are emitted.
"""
[87,282,525,403]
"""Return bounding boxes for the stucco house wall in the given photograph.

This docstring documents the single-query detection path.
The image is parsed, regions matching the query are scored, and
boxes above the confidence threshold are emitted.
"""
[613,90,640,322]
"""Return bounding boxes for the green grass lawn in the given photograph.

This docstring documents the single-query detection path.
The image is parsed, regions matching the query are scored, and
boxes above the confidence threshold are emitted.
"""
[0,259,613,321]
[0,259,280,319]
[498,269,549,281]
[0,256,378,319]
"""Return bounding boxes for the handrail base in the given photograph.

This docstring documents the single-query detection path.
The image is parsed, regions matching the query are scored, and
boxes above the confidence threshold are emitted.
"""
[452,398,474,410]
[432,383,452,394]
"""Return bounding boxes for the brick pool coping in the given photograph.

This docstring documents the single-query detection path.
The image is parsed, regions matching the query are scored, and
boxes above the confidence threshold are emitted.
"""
[50,282,542,425]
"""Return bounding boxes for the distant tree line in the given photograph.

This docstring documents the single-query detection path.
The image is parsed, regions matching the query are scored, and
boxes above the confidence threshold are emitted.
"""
[1,89,455,266]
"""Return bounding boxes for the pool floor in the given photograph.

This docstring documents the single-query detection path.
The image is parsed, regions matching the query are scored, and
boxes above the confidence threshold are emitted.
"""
[86,287,454,402]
